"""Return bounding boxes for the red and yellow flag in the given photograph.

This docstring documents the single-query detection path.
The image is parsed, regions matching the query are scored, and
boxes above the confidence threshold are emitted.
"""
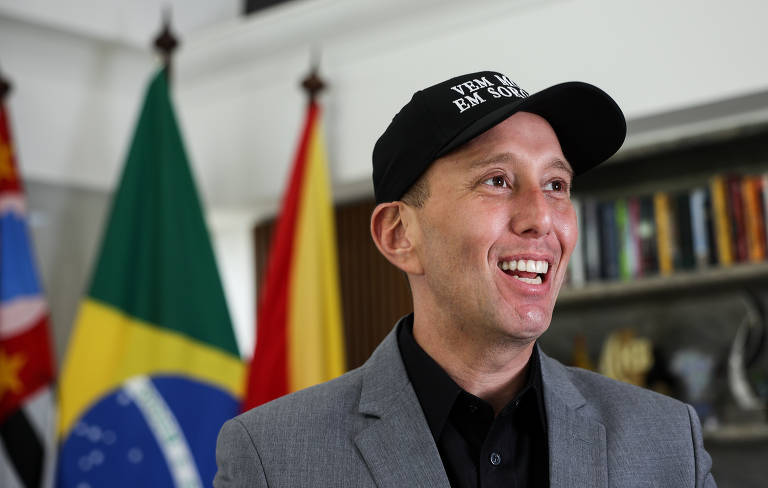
[244,101,345,409]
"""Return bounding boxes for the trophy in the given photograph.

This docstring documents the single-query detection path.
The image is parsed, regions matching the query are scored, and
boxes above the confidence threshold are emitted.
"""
[670,348,715,424]
[599,328,653,387]
[723,292,767,425]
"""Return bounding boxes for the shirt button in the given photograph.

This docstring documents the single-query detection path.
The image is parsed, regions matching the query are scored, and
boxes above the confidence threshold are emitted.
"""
[489,452,502,466]
[468,403,478,413]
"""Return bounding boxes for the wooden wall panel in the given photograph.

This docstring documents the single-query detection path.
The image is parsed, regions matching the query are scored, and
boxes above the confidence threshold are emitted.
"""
[253,199,412,371]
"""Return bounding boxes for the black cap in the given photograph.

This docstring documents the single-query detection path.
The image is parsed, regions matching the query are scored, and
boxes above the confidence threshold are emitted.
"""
[372,71,626,203]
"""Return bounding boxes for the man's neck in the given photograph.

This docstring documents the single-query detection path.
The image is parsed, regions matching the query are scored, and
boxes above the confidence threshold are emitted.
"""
[411,314,535,415]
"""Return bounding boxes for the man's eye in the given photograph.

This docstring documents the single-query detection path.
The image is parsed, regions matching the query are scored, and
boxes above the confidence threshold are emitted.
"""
[545,180,569,192]
[483,176,508,188]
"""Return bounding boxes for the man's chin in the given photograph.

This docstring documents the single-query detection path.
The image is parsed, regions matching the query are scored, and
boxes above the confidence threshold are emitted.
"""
[505,306,551,341]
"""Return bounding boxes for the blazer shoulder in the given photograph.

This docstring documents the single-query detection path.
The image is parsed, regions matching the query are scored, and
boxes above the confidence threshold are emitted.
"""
[563,364,692,427]
[216,366,380,487]
[237,366,365,425]
[552,362,715,485]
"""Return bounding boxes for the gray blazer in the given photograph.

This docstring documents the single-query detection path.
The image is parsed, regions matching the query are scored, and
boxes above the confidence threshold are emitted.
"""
[215,325,716,487]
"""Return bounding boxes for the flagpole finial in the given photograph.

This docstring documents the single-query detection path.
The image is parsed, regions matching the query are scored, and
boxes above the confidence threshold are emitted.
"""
[301,51,326,102]
[153,7,179,79]
[0,67,11,100]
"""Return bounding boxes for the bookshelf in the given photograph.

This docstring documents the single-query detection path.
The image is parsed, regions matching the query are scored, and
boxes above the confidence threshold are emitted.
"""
[545,122,768,448]
[563,120,768,293]
[559,261,768,307]
[704,423,768,442]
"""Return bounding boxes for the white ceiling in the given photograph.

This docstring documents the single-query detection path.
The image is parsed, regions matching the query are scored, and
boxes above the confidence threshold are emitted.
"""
[0,0,241,50]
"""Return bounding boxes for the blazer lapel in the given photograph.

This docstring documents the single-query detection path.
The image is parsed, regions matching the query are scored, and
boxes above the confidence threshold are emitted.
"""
[540,349,608,488]
[354,322,450,488]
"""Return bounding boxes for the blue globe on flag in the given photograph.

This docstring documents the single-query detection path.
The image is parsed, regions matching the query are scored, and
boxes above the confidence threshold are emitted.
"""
[57,375,239,487]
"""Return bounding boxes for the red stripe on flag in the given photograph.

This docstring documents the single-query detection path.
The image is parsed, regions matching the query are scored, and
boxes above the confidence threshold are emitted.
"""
[244,102,320,410]
[0,314,56,422]
[0,103,23,194]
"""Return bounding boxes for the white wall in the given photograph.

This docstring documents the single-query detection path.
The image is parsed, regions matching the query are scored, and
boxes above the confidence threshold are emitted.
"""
[3,0,768,358]
[177,0,768,211]
[6,0,768,209]
[208,209,255,359]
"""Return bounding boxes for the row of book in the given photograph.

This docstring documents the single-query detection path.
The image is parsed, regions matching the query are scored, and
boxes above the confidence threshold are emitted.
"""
[567,172,768,286]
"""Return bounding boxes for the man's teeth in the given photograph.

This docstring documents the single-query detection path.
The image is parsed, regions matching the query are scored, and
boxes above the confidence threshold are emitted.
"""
[499,259,549,274]
[515,276,542,285]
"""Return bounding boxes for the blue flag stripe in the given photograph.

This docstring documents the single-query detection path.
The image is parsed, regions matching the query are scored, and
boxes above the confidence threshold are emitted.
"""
[0,212,42,301]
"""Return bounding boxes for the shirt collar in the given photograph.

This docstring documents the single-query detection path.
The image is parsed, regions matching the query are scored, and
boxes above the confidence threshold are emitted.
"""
[396,314,547,441]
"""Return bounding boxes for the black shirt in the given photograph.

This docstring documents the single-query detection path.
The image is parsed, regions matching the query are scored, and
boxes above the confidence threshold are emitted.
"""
[397,315,549,488]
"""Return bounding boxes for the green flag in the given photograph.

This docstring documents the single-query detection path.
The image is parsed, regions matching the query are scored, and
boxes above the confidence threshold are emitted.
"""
[57,69,244,487]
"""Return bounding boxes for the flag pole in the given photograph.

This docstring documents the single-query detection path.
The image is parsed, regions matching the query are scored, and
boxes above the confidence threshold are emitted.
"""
[0,64,11,100]
[300,50,326,103]
[153,8,179,82]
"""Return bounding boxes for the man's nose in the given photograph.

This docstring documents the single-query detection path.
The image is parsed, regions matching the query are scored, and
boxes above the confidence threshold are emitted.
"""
[510,186,553,237]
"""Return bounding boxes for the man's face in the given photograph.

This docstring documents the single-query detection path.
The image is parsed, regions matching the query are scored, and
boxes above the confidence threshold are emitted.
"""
[408,111,577,345]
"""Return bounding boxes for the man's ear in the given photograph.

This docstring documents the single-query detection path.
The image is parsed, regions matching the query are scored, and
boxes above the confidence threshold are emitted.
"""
[370,202,424,275]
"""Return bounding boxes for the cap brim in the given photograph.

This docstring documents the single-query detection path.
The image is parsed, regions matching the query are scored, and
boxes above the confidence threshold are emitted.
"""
[435,82,626,174]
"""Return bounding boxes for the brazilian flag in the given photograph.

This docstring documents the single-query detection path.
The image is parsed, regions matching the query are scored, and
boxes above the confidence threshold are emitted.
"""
[56,69,244,487]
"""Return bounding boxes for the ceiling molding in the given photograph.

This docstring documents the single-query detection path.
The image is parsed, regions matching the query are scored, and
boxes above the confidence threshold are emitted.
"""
[177,0,560,84]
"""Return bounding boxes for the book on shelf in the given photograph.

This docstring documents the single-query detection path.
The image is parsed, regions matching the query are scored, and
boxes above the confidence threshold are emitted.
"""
[674,191,696,270]
[569,197,586,287]
[638,196,658,276]
[703,187,718,266]
[710,174,734,266]
[599,200,619,280]
[654,192,675,276]
[727,174,749,263]
[763,174,768,254]
[616,199,633,281]
[690,187,711,269]
[583,198,602,282]
[628,198,644,277]
[742,175,766,262]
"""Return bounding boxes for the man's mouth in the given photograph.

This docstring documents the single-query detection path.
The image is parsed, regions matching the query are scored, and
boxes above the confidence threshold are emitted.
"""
[497,259,549,285]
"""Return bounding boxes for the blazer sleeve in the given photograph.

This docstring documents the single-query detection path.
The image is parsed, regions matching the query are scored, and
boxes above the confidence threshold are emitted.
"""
[687,404,717,488]
[214,417,269,488]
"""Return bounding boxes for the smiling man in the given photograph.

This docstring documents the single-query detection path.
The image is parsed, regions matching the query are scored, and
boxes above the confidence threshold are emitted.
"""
[215,71,716,487]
